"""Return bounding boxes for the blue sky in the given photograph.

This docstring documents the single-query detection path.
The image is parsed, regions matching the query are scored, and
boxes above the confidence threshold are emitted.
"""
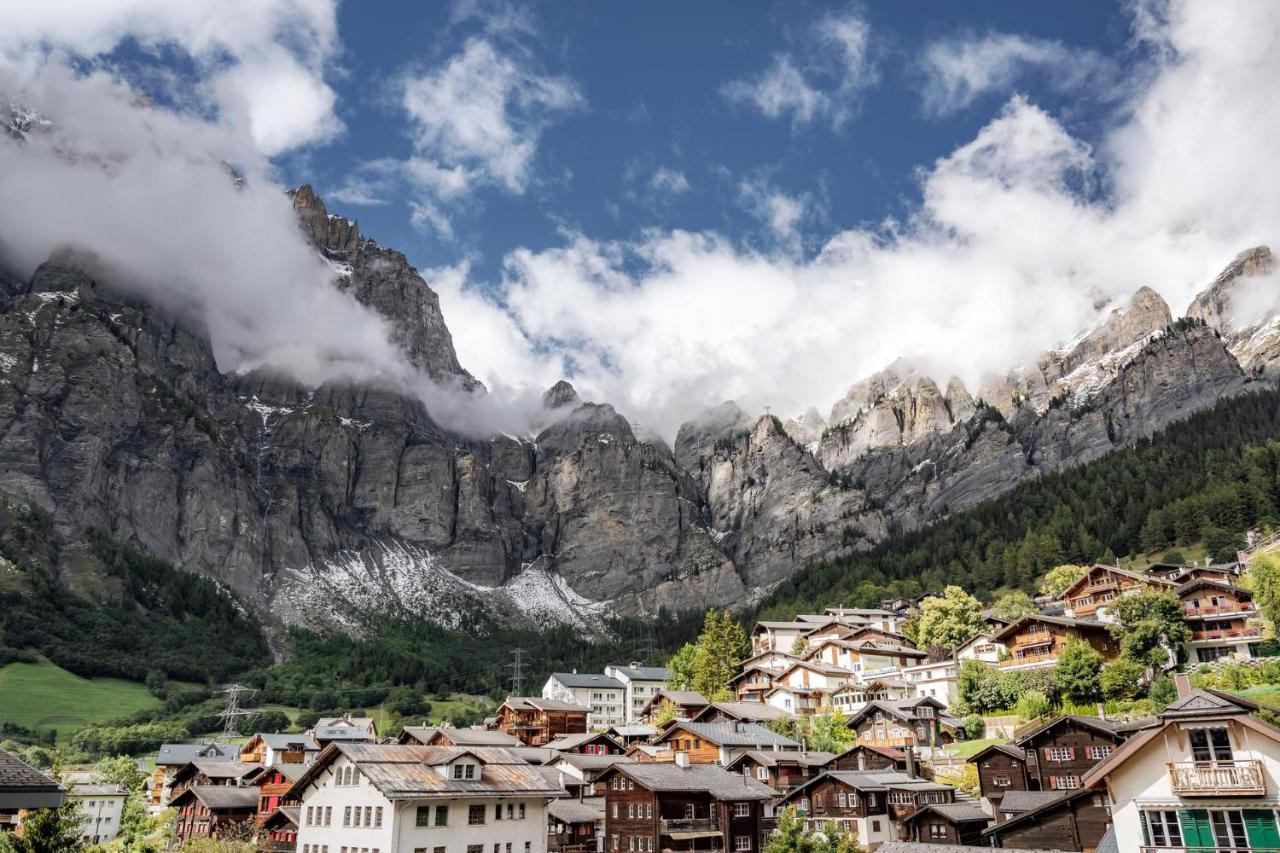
[280,1,1135,281]
[3,2,1278,438]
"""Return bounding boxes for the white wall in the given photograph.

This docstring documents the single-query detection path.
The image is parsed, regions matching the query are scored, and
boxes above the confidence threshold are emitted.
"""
[74,793,125,844]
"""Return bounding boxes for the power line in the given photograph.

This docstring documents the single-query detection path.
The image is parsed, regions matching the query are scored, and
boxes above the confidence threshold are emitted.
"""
[507,648,525,696]
[216,684,261,736]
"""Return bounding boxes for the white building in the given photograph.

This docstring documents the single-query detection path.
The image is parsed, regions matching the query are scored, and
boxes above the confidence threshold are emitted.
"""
[901,659,959,709]
[602,663,669,723]
[291,743,563,853]
[69,783,126,845]
[542,673,626,729]
[956,632,1006,663]
[1083,679,1280,853]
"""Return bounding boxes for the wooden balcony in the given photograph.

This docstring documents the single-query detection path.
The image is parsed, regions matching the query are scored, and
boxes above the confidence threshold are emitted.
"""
[1184,603,1256,618]
[1012,634,1054,650]
[999,651,1057,668]
[661,816,720,834]
[1085,580,1118,592]
[1189,627,1262,641]
[1168,759,1266,795]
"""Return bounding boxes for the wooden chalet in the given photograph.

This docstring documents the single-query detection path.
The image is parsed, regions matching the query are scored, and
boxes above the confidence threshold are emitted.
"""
[493,697,589,746]
[653,721,801,765]
[547,796,605,853]
[1177,577,1262,662]
[776,768,958,845]
[725,750,836,795]
[395,725,440,745]
[239,733,317,766]
[803,638,927,673]
[167,761,260,804]
[544,731,625,755]
[902,801,991,845]
[150,742,238,808]
[638,689,710,724]
[1014,714,1135,793]
[1059,564,1175,620]
[259,805,299,853]
[1146,561,1241,583]
[170,785,259,845]
[607,724,657,748]
[968,743,1030,812]
[246,764,305,821]
[599,760,776,853]
[730,664,782,702]
[830,745,912,774]
[982,788,1112,852]
[845,697,949,751]
[307,715,377,746]
[991,614,1119,670]
[550,753,634,798]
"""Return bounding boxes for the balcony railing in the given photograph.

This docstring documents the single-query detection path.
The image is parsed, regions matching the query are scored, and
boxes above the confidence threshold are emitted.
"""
[1185,603,1256,617]
[1013,635,1054,649]
[999,651,1058,668]
[661,817,720,834]
[1190,627,1262,641]
[661,846,723,853]
[1140,849,1280,853]
[1168,760,1266,795]
[1085,580,1118,592]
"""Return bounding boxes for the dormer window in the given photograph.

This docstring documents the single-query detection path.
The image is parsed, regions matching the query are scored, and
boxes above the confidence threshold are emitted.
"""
[451,761,478,780]
[1189,728,1232,762]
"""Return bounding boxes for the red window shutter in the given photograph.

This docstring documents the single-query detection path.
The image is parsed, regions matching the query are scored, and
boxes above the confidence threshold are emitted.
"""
[1043,748,1054,761]
[1048,776,1057,790]
[1067,747,1076,760]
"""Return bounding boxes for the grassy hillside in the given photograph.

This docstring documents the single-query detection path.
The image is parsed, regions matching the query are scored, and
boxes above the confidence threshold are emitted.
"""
[0,660,171,741]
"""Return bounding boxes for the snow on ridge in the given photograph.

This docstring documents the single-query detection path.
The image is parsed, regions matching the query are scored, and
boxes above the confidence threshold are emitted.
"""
[1035,330,1164,415]
[243,395,297,428]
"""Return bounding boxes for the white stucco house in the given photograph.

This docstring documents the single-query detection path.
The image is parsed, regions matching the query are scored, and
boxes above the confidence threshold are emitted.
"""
[290,743,563,853]
[542,672,627,729]
[603,663,670,723]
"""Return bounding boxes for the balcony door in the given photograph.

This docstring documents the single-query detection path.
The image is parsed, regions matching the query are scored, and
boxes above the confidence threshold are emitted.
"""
[1189,728,1233,762]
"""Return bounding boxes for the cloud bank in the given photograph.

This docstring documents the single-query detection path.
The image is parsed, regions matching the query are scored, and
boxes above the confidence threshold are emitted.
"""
[438,1,1280,440]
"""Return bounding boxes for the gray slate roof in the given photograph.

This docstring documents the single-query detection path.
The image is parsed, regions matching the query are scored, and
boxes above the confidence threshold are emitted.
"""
[548,796,605,823]
[156,742,238,766]
[727,750,835,769]
[616,763,778,800]
[550,672,625,690]
[663,721,800,748]
[608,664,670,681]
[908,802,991,822]
[0,747,63,793]
[435,728,522,746]
[998,790,1065,813]
[255,732,319,751]
[176,785,259,810]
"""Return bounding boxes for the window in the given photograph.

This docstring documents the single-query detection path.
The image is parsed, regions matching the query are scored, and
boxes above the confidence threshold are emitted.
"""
[628,804,636,819]
[1145,811,1183,847]
[468,847,483,853]
[1046,747,1072,762]
[993,775,1011,787]
[495,804,503,821]
[837,793,847,808]
[1053,776,1080,790]
[929,824,947,839]
[1088,745,1112,760]
[734,802,750,817]
[435,805,448,826]
[325,806,332,826]
[506,803,514,820]
[519,803,526,819]
[735,837,752,851]
[756,767,768,781]
[468,805,485,826]
[364,806,372,827]
[343,806,351,827]
[872,820,881,832]
[416,807,431,827]
[1212,811,1248,849]
[1190,728,1233,762]
[435,849,446,853]
[374,807,382,828]
[612,803,618,818]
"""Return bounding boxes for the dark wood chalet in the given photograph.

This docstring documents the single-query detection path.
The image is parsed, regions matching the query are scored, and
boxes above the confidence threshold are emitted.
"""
[170,785,258,845]
[246,764,305,821]
[639,690,711,724]
[493,697,589,746]
[968,743,1030,812]
[259,805,299,853]
[545,731,625,755]
[983,788,1113,852]
[903,801,991,845]
[1177,578,1262,663]
[992,614,1119,670]
[1059,564,1174,620]
[776,768,958,845]
[689,701,789,725]
[167,761,260,804]
[548,796,605,853]
[845,697,949,751]
[1015,714,1132,793]
[724,750,836,795]
[600,760,777,853]
[830,745,912,774]
[652,721,801,765]
[730,665,781,703]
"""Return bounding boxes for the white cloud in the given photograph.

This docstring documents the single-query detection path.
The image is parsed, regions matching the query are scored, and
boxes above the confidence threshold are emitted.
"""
[738,176,812,252]
[722,9,878,129]
[0,0,343,155]
[649,167,691,197]
[918,32,1118,118]
[439,1,1280,440]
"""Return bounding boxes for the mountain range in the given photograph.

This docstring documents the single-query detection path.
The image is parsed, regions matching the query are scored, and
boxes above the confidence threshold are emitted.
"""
[0,180,1275,641]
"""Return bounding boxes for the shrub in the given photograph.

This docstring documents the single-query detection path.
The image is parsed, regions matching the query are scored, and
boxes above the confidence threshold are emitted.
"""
[1101,657,1147,701]
[1015,690,1051,721]
[1148,674,1178,712]
[963,714,984,740]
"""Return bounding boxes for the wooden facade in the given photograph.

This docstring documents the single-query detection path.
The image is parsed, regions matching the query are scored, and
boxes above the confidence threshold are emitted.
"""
[969,744,1030,810]
[170,788,257,845]
[1017,716,1125,792]
[994,615,1120,669]
[903,804,990,845]
[493,699,589,746]
[1060,564,1172,619]
[652,725,725,765]
[983,788,1112,852]
[725,751,835,795]
[846,698,948,750]
[830,745,910,774]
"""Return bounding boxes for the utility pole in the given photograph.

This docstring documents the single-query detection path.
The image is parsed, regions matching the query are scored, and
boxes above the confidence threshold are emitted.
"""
[508,647,525,696]
[217,684,260,737]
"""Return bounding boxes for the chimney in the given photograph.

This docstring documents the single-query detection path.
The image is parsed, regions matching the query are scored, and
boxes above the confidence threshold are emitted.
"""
[1174,673,1192,699]
[857,750,867,771]
[630,662,640,670]
[674,751,689,768]
[905,748,918,779]
[1096,702,1106,719]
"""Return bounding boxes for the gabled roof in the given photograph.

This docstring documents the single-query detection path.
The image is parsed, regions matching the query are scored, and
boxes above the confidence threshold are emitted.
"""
[548,796,605,824]
[287,743,566,800]
[777,769,926,804]
[1159,687,1258,719]
[246,763,307,784]
[639,690,709,716]
[845,696,947,727]
[724,750,836,770]
[174,761,261,782]
[903,801,991,824]
[833,744,908,763]
[249,732,320,751]
[1173,577,1252,598]
[500,697,590,713]
[774,659,855,680]
[737,650,803,668]
[262,805,300,830]
[0,747,64,798]
[1059,564,1176,599]
[690,701,790,723]
[607,664,670,682]
[548,672,625,690]
[398,726,441,745]
[964,743,1027,765]
[608,725,657,739]
[1013,714,1125,746]
[605,763,777,801]
[728,664,784,686]
[656,721,800,749]
[826,607,899,617]
[990,613,1111,644]
[997,790,1065,813]
[156,742,238,766]
[433,728,523,746]
[544,732,623,752]
[506,747,558,765]
[552,753,634,772]
[169,785,259,811]
[983,788,1096,840]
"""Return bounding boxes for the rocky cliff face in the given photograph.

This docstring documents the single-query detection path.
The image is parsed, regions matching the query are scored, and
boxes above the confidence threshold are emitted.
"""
[0,184,1271,636]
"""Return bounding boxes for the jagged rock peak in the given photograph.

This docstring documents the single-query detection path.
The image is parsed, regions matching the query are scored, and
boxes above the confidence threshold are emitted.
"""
[1188,246,1276,332]
[288,185,361,259]
[543,380,581,409]
[783,407,827,449]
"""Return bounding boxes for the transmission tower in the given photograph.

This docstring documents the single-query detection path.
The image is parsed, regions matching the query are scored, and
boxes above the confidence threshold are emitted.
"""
[508,648,525,696]
[217,684,261,736]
